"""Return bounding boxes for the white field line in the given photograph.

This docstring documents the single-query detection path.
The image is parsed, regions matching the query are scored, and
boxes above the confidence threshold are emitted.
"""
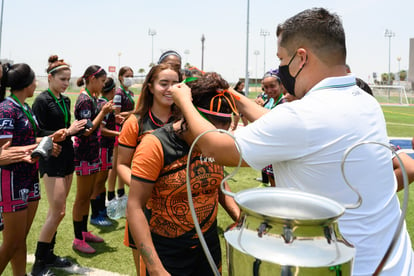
[387,122,414,127]
[27,254,129,276]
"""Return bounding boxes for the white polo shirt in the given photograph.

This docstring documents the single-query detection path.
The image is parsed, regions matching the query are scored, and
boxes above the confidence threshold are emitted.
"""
[235,75,413,275]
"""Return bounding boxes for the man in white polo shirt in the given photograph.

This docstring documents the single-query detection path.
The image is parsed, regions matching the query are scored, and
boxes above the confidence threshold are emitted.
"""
[170,7,413,276]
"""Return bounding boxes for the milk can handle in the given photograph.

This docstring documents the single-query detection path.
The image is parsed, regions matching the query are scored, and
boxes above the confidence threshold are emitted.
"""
[341,141,409,275]
[186,129,242,276]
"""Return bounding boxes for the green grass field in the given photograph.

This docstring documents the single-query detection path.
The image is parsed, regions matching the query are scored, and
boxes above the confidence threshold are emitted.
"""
[1,91,414,275]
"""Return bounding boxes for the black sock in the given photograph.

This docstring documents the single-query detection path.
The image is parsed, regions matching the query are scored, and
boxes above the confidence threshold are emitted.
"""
[82,215,88,232]
[117,188,125,198]
[73,220,83,240]
[33,241,50,273]
[47,232,57,261]
[90,198,99,218]
[98,191,107,214]
[261,171,269,184]
[108,191,115,201]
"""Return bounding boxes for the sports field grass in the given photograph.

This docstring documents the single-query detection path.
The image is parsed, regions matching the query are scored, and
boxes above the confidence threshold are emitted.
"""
[1,91,414,275]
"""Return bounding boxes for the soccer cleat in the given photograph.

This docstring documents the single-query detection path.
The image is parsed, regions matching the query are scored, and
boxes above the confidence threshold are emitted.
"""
[82,231,104,243]
[72,238,96,254]
[90,214,113,227]
[46,254,72,268]
[31,260,56,276]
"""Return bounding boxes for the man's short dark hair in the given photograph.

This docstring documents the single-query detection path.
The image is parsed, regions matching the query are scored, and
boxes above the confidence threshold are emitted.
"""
[277,8,346,65]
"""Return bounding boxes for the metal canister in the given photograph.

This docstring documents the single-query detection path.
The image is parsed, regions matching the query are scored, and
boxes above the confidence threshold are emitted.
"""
[224,188,355,276]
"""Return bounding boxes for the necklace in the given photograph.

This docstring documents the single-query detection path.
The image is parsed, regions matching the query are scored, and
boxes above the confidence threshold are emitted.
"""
[48,89,69,127]
[10,94,37,135]
[148,108,170,127]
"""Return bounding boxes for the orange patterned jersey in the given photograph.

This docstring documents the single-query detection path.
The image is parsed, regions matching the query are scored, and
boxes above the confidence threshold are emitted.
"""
[131,124,223,239]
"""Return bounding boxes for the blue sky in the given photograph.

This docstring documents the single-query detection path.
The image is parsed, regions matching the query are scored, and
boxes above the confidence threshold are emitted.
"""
[1,0,413,83]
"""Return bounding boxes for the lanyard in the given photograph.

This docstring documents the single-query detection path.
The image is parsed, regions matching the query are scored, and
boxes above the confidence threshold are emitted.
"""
[101,96,109,102]
[272,93,284,108]
[10,94,37,135]
[85,88,97,110]
[48,89,69,127]
[121,85,135,106]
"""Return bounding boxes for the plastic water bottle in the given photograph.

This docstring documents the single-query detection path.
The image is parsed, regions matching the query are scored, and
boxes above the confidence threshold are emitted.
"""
[118,195,128,218]
[107,195,128,220]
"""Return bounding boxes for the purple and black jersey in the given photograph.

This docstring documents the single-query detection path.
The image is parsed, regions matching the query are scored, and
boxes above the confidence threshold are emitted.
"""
[97,97,116,149]
[73,91,100,163]
[0,97,38,176]
[113,87,134,112]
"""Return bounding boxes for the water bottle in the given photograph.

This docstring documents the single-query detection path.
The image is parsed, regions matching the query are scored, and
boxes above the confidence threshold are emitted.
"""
[107,195,128,220]
[118,195,128,218]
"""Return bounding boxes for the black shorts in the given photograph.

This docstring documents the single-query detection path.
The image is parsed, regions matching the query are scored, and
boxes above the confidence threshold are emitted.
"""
[152,221,221,276]
[39,140,74,177]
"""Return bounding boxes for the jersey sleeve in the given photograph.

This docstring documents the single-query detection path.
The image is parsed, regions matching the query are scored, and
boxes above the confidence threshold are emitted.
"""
[113,90,122,109]
[0,104,14,139]
[131,134,164,183]
[32,94,54,137]
[75,96,93,120]
[32,93,48,128]
[118,115,139,148]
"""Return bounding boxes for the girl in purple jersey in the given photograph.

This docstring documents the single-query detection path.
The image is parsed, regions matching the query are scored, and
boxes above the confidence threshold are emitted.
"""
[0,64,36,167]
[90,77,119,227]
[31,56,87,275]
[0,63,66,276]
[72,65,113,254]
[107,66,134,202]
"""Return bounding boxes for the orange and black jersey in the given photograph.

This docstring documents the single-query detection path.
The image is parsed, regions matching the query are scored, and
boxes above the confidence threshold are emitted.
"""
[131,123,224,239]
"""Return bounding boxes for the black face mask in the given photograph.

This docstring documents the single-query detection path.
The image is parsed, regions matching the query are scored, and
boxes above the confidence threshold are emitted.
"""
[278,51,306,97]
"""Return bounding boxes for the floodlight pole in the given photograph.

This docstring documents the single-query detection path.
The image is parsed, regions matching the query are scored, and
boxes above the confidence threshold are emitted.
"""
[201,34,205,71]
[384,29,395,85]
[254,50,260,90]
[260,29,270,75]
[148,29,157,65]
[0,0,4,57]
[244,0,250,96]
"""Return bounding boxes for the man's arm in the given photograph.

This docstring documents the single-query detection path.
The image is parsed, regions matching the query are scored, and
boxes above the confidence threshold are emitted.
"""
[171,83,248,167]
[229,88,269,122]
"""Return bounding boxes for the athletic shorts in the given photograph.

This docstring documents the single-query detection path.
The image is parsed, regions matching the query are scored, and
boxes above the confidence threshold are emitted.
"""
[39,141,75,177]
[152,222,222,276]
[0,168,41,213]
[99,147,113,171]
[75,160,101,176]
[263,164,274,177]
